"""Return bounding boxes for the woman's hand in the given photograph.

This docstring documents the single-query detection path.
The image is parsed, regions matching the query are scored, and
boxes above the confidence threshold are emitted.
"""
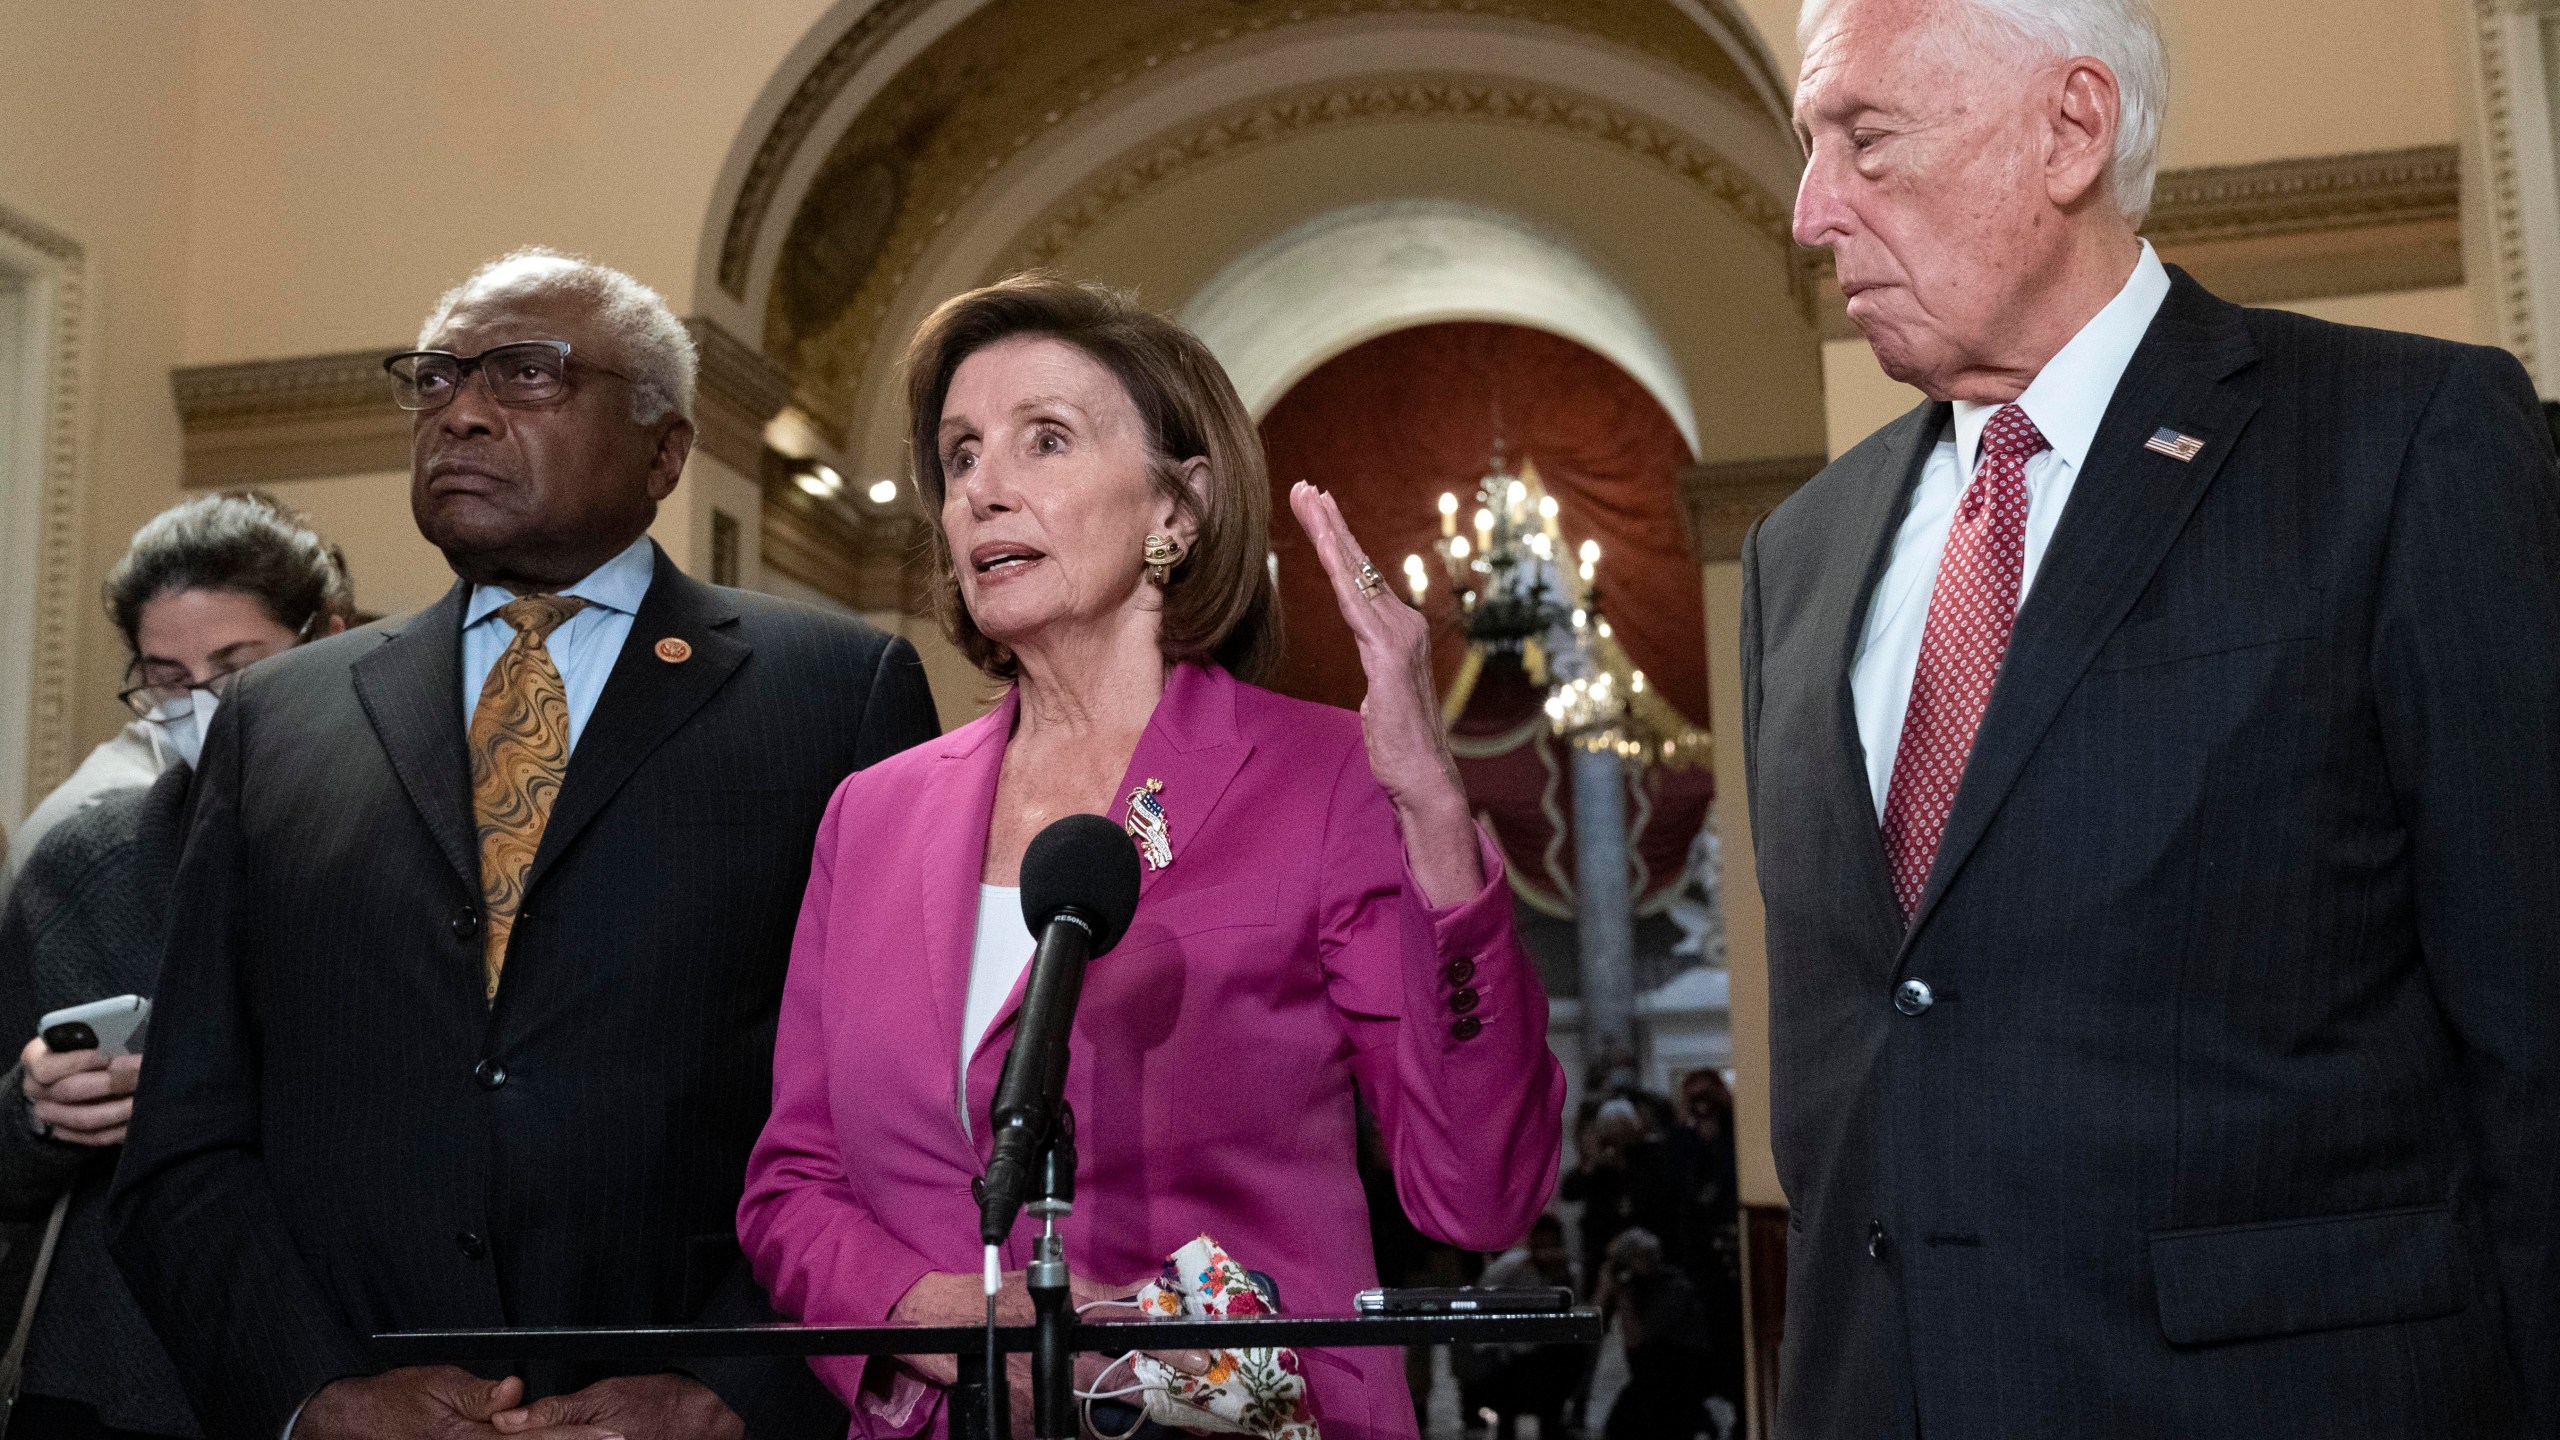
[889,1267,1212,1408]
[1288,482,1485,907]
[19,1036,139,1146]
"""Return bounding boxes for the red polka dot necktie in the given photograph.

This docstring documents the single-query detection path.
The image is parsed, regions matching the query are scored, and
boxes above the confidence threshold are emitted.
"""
[1881,404,2048,923]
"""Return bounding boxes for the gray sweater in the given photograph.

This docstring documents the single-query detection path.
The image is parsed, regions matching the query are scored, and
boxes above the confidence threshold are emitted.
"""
[0,766,198,1436]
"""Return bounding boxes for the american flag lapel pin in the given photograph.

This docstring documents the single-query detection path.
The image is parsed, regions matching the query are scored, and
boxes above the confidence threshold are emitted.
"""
[2144,427,2206,462]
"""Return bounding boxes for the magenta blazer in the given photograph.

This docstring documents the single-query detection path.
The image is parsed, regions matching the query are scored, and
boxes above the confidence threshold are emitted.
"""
[739,662,1566,1437]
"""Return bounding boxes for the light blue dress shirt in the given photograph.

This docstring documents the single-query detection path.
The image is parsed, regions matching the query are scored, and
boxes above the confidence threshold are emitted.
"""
[458,534,657,754]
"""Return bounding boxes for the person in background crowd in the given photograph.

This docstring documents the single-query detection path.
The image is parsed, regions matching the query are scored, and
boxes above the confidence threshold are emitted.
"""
[1,497,349,890]
[1671,1070,1743,1439]
[0,493,353,1440]
[1457,1213,1583,1440]
[106,249,941,1440]
[1560,1097,1684,1293]
[1592,1228,1712,1440]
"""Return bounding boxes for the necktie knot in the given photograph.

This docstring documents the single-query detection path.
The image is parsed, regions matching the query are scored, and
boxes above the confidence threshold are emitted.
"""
[1979,404,2051,469]
[498,593,589,641]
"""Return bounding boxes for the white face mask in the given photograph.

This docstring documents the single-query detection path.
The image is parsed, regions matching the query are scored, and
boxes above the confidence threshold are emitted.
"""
[145,689,220,771]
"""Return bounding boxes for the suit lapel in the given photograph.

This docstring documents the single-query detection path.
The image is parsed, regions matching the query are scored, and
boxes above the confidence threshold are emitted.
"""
[925,692,1016,1109]
[522,548,748,895]
[351,581,477,892]
[1900,272,2261,952]
[1825,402,1951,940]
[964,663,1254,1067]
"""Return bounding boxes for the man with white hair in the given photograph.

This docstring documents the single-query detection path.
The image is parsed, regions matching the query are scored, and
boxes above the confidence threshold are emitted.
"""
[107,250,941,1440]
[1743,0,2560,1434]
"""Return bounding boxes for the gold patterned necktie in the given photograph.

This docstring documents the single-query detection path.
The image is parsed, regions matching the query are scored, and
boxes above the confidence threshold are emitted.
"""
[468,593,591,1002]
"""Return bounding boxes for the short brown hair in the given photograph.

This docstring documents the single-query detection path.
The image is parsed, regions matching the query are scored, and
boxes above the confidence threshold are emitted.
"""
[903,273,1279,684]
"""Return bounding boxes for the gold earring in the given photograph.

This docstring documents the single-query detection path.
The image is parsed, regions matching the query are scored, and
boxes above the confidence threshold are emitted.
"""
[1143,533,1181,584]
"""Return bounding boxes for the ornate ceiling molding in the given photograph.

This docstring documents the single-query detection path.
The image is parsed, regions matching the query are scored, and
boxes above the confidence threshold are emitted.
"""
[1807,145,2465,340]
[1676,454,1826,562]
[716,0,942,299]
[0,202,88,805]
[1007,75,1798,276]
[719,0,1792,308]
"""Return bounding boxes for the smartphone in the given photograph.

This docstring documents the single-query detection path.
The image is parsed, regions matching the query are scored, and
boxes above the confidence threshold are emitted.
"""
[38,995,150,1058]
[1353,1286,1574,1315]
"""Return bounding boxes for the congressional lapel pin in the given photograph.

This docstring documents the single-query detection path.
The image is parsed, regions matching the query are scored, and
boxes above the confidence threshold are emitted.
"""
[654,637,692,664]
[1124,777,1172,872]
[2144,427,2206,463]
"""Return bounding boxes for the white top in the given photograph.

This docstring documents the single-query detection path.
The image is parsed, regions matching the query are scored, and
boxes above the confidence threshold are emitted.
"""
[1849,241,2173,818]
[958,884,1036,1138]
[4,722,168,889]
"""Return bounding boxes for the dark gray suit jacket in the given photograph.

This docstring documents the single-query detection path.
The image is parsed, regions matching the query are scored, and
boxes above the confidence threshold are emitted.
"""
[0,766,196,1435]
[1740,271,2560,1439]
[106,549,942,1440]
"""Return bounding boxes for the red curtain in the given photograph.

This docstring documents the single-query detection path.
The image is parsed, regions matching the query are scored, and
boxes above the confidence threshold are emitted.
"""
[1259,321,1709,725]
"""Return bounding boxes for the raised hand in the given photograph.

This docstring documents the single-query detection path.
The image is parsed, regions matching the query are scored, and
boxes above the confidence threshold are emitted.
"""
[1287,481,1485,906]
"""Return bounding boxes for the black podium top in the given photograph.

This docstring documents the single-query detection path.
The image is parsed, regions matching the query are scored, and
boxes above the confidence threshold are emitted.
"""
[371,1311,1602,1364]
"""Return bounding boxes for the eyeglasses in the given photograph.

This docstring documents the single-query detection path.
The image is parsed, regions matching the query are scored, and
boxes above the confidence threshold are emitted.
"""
[382,340,633,412]
[118,665,247,722]
[118,612,324,719]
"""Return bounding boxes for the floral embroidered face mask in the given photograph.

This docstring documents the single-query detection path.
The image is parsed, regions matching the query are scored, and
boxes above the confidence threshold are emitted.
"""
[1079,1236,1320,1440]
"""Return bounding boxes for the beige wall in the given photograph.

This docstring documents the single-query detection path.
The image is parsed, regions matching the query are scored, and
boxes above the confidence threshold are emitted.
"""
[1738,0,2458,170]
[177,0,831,365]
[0,1,202,785]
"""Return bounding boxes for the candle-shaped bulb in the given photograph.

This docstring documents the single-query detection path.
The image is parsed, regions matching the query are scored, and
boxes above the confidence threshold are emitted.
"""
[1578,538,1601,565]
[1438,492,1458,535]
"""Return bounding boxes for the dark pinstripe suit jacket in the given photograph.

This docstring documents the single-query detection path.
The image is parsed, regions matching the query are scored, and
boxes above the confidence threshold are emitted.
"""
[1740,271,2560,1439]
[105,547,942,1440]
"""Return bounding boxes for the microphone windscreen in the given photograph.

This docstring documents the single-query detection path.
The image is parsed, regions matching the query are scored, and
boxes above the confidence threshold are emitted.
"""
[1019,813,1143,953]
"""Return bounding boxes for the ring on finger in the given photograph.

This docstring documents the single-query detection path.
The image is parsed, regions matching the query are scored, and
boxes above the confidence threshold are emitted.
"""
[1354,558,1386,598]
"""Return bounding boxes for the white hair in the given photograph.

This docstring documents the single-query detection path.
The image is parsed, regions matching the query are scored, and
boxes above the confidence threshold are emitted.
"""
[1800,0,2168,222]
[416,247,700,425]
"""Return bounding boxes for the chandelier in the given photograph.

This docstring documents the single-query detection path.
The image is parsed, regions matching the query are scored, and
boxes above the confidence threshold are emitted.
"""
[1405,452,1711,769]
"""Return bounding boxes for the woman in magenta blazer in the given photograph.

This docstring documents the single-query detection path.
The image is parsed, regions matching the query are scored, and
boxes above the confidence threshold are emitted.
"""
[739,275,1567,1438]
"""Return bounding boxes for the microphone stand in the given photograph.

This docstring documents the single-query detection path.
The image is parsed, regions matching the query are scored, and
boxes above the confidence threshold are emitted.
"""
[1027,1108,1077,1440]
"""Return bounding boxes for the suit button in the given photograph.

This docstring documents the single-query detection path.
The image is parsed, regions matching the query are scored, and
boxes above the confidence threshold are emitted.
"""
[473,1059,507,1091]
[1450,987,1481,1015]
[1893,978,1934,1016]
[455,1230,487,1260]
[1451,1016,1482,1041]
[1442,957,1476,987]
[1868,1221,1888,1261]
[449,905,480,941]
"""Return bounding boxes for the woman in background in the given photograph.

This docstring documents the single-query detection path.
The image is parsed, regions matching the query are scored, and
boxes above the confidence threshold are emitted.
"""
[740,275,1567,1438]
[0,492,351,1440]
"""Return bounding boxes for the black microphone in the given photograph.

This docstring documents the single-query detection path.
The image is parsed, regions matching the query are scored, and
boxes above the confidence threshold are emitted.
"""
[978,813,1141,1245]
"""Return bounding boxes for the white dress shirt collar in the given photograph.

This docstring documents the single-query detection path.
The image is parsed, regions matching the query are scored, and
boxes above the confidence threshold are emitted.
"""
[463,532,656,628]
[1950,240,2171,482]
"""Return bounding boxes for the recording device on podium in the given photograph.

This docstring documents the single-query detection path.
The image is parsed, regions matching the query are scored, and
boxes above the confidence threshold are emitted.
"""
[974,813,1142,1439]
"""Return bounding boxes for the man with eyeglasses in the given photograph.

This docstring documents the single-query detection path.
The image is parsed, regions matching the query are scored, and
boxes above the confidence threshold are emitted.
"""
[107,249,941,1440]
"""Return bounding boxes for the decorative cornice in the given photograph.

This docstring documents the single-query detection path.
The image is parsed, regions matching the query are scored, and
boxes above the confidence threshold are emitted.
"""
[170,316,800,489]
[2143,145,2459,244]
[687,316,797,475]
[1808,145,2466,340]
[1676,455,1826,562]
[171,349,409,488]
